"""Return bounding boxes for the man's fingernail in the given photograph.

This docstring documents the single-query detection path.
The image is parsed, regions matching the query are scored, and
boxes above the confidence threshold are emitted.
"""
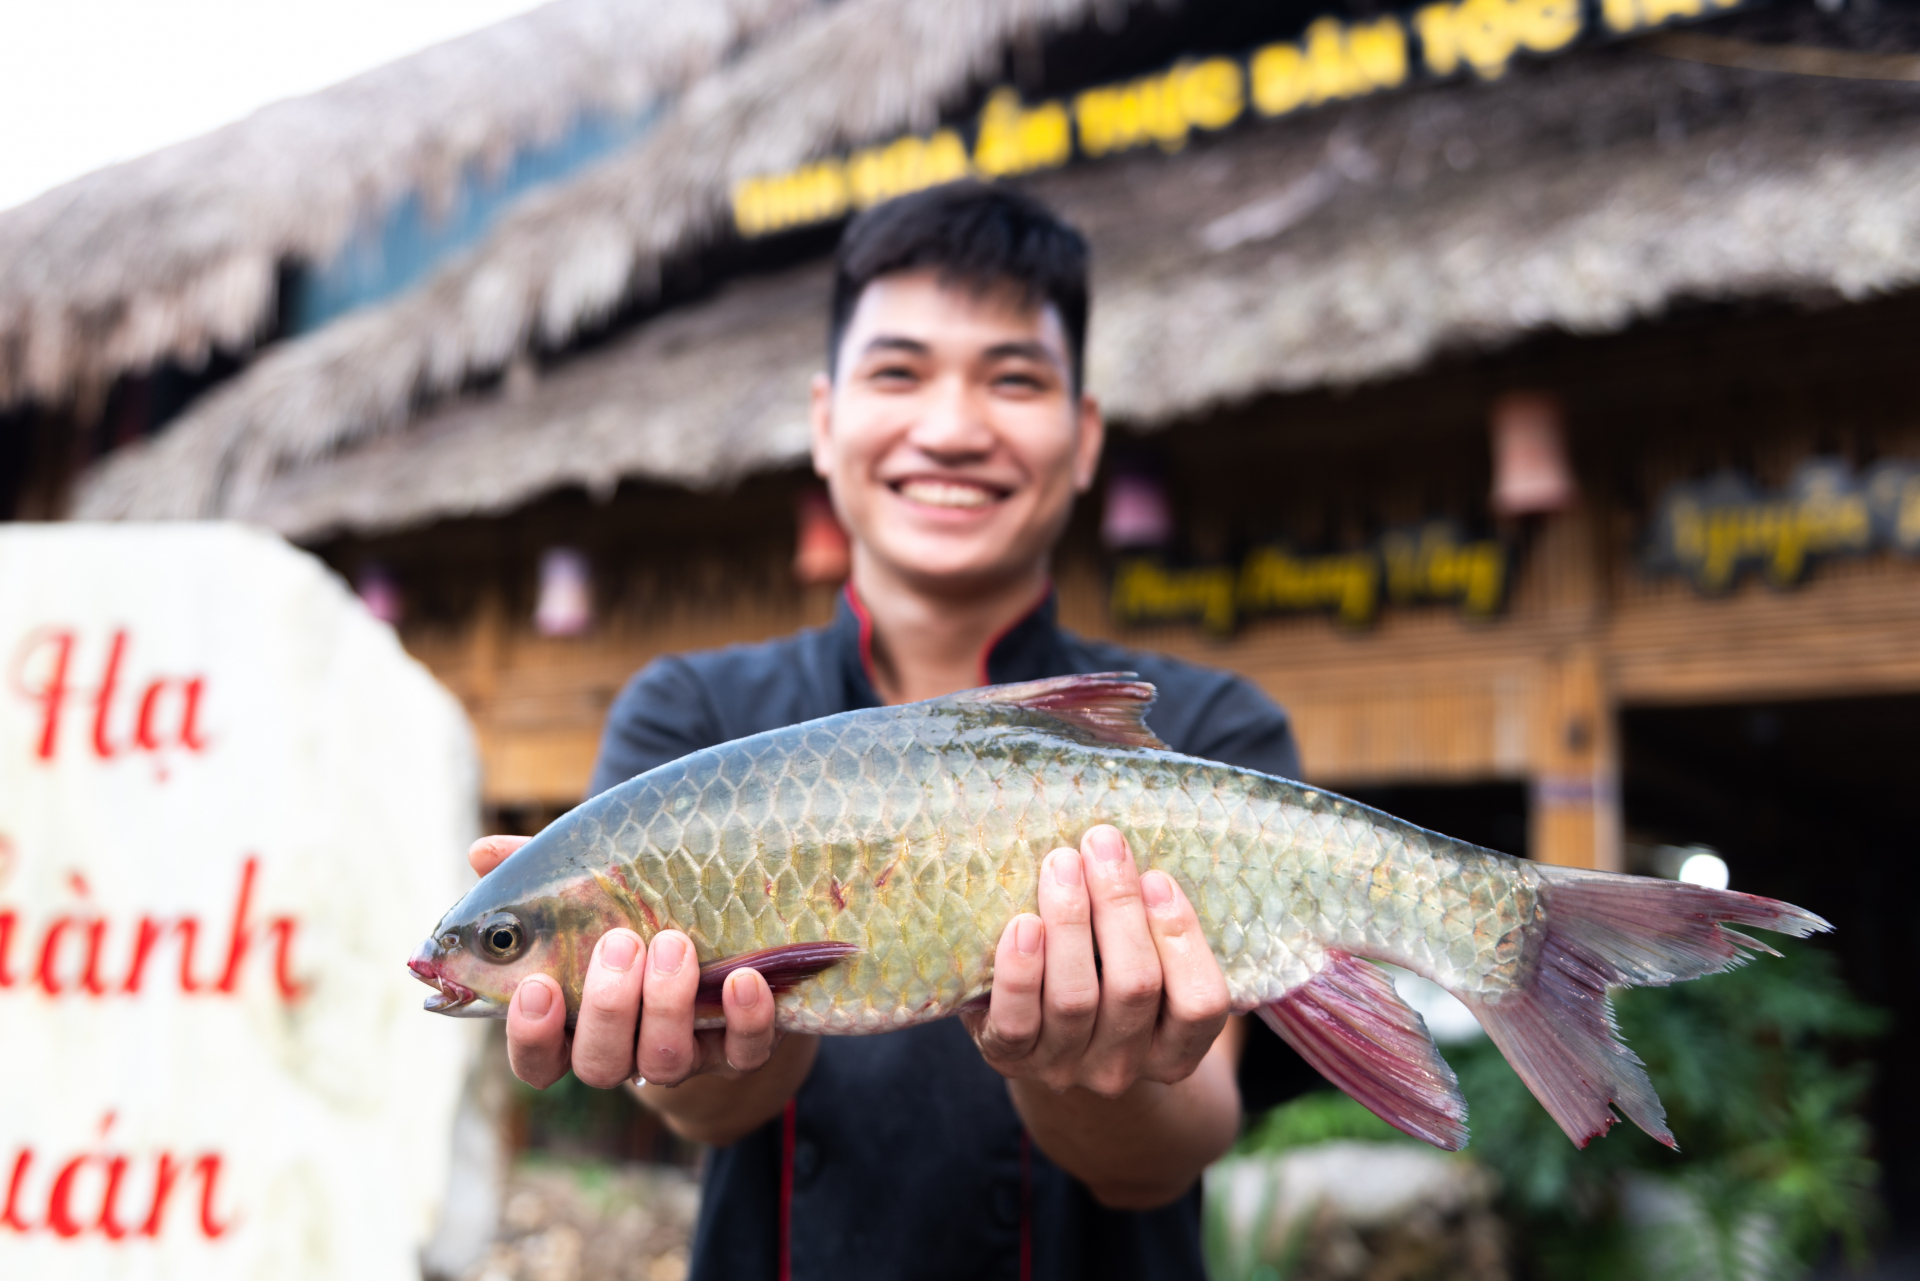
[1015,915,1042,956]
[1142,871,1175,909]
[1050,850,1083,889]
[728,970,759,1007]
[518,980,553,1019]
[652,933,687,976]
[1090,828,1127,863]
[600,932,640,972]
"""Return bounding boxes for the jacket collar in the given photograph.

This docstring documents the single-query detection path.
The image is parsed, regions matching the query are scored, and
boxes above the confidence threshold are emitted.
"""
[832,582,1063,705]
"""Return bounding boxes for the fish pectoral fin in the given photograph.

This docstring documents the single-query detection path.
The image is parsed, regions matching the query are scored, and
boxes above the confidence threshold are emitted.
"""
[694,940,862,1010]
[961,672,1168,750]
[1256,952,1469,1151]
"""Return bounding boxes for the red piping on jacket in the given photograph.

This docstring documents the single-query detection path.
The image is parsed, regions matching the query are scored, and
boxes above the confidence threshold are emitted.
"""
[780,1098,797,1281]
[843,580,1053,697]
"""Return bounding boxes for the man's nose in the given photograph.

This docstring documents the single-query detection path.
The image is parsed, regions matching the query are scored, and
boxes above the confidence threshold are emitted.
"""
[908,374,996,458]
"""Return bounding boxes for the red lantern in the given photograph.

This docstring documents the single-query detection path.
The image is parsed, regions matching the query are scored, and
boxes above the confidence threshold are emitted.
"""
[794,490,851,584]
[1491,391,1576,517]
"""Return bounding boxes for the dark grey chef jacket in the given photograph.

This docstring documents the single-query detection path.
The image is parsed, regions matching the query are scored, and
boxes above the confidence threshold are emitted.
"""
[587,591,1318,1281]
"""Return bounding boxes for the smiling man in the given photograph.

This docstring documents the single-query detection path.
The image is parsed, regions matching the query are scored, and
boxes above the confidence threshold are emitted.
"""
[468,183,1311,1280]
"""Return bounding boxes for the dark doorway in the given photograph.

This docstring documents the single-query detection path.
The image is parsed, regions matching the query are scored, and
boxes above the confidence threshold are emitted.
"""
[1339,781,1531,859]
[1621,694,1920,1241]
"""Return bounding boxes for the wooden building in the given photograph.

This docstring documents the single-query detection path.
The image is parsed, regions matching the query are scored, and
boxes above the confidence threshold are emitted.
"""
[6,0,1920,1227]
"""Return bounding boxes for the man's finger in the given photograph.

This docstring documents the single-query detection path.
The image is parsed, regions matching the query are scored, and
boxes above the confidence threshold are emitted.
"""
[719,967,779,1076]
[1139,870,1232,1082]
[974,913,1045,1066]
[571,929,646,1087]
[1079,826,1163,1095]
[1032,848,1098,1077]
[468,834,531,878]
[635,931,701,1086]
[505,973,572,1089]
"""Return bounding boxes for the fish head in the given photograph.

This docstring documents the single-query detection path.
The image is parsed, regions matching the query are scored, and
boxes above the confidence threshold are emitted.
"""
[410,835,632,1022]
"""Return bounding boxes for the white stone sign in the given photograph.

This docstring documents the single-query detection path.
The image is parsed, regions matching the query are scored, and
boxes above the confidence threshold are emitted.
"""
[0,524,481,1279]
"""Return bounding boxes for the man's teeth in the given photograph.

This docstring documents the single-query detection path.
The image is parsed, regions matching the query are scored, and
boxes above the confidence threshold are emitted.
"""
[899,480,998,509]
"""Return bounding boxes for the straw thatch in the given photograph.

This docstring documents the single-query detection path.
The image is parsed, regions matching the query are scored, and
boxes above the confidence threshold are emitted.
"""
[69,0,1108,524]
[0,0,821,413]
[78,12,1920,538]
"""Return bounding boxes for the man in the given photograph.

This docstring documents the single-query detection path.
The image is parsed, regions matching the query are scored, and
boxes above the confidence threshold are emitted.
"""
[468,182,1315,1279]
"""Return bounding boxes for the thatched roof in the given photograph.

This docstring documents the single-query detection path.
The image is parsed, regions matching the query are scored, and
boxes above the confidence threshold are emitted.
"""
[0,0,819,413]
[71,0,1099,525]
[78,11,1920,537]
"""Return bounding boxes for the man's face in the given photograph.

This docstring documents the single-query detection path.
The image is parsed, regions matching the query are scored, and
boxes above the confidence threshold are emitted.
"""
[810,269,1103,595]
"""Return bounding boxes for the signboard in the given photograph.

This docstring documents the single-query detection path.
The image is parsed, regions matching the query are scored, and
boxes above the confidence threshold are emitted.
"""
[1111,522,1510,633]
[732,0,1758,238]
[0,525,481,1279]
[1645,458,1920,592]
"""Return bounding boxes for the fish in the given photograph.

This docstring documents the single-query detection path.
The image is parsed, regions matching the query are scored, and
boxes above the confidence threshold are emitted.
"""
[409,673,1827,1150]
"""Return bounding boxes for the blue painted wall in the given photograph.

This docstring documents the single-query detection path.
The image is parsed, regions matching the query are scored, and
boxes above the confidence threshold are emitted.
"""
[287,104,660,334]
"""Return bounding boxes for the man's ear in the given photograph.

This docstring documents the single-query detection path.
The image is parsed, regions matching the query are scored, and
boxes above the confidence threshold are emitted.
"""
[808,371,835,480]
[1071,394,1106,495]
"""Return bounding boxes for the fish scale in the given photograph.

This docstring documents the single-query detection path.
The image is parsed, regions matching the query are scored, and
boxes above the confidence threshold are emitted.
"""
[415,673,1829,1152]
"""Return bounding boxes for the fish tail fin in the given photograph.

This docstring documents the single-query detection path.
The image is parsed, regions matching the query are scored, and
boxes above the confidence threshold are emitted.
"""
[1465,865,1830,1149]
[1254,951,1470,1150]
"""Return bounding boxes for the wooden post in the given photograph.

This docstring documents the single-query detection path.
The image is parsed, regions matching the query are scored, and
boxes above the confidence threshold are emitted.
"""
[1529,645,1620,869]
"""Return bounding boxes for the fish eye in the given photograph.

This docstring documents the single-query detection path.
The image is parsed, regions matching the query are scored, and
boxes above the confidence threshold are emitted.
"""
[477,913,526,963]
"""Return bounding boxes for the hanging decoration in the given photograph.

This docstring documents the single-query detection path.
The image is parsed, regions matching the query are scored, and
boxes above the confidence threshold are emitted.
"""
[1101,472,1176,550]
[1490,391,1577,516]
[793,489,852,584]
[533,547,594,637]
[353,562,403,626]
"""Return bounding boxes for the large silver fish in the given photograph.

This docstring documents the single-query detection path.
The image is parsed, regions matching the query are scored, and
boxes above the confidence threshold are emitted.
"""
[411,674,1826,1149]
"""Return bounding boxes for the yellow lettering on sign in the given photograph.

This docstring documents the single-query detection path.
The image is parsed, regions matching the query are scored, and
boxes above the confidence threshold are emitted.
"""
[974,90,1073,177]
[1602,0,1737,32]
[1251,16,1407,118]
[1238,547,1380,626]
[1668,488,1871,591]
[1075,59,1246,156]
[1417,0,1581,79]
[1380,525,1508,616]
[846,130,973,209]
[1110,560,1239,634]
[731,161,851,238]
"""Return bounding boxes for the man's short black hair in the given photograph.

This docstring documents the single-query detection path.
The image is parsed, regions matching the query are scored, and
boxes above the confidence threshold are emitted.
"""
[828,181,1090,392]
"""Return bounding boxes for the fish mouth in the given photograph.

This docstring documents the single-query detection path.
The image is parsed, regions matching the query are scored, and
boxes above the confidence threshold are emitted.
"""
[409,943,480,1015]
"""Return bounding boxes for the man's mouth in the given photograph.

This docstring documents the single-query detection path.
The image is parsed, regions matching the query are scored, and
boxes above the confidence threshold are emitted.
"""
[409,946,477,1013]
[893,478,1008,510]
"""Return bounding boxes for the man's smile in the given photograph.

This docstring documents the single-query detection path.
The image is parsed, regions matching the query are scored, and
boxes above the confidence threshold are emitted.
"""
[891,477,1012,510]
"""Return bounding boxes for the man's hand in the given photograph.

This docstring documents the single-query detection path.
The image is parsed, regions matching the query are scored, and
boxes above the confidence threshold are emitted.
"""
[466,837,813,1144]
[962,824,1232,1096]
[959,825,1241,1209]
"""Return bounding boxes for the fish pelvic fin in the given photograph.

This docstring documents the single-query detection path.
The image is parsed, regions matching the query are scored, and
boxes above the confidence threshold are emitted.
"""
[694,940,861,1014]
[1466,865,1830,1150]
[961,672,1167,750]
[1256,951,1470,1151]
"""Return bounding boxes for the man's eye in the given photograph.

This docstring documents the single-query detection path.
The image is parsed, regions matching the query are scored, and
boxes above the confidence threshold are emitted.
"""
[993,372,1046,392]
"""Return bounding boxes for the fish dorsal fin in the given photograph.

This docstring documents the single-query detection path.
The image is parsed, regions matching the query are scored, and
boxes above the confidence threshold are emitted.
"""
[962,672,1167,750]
